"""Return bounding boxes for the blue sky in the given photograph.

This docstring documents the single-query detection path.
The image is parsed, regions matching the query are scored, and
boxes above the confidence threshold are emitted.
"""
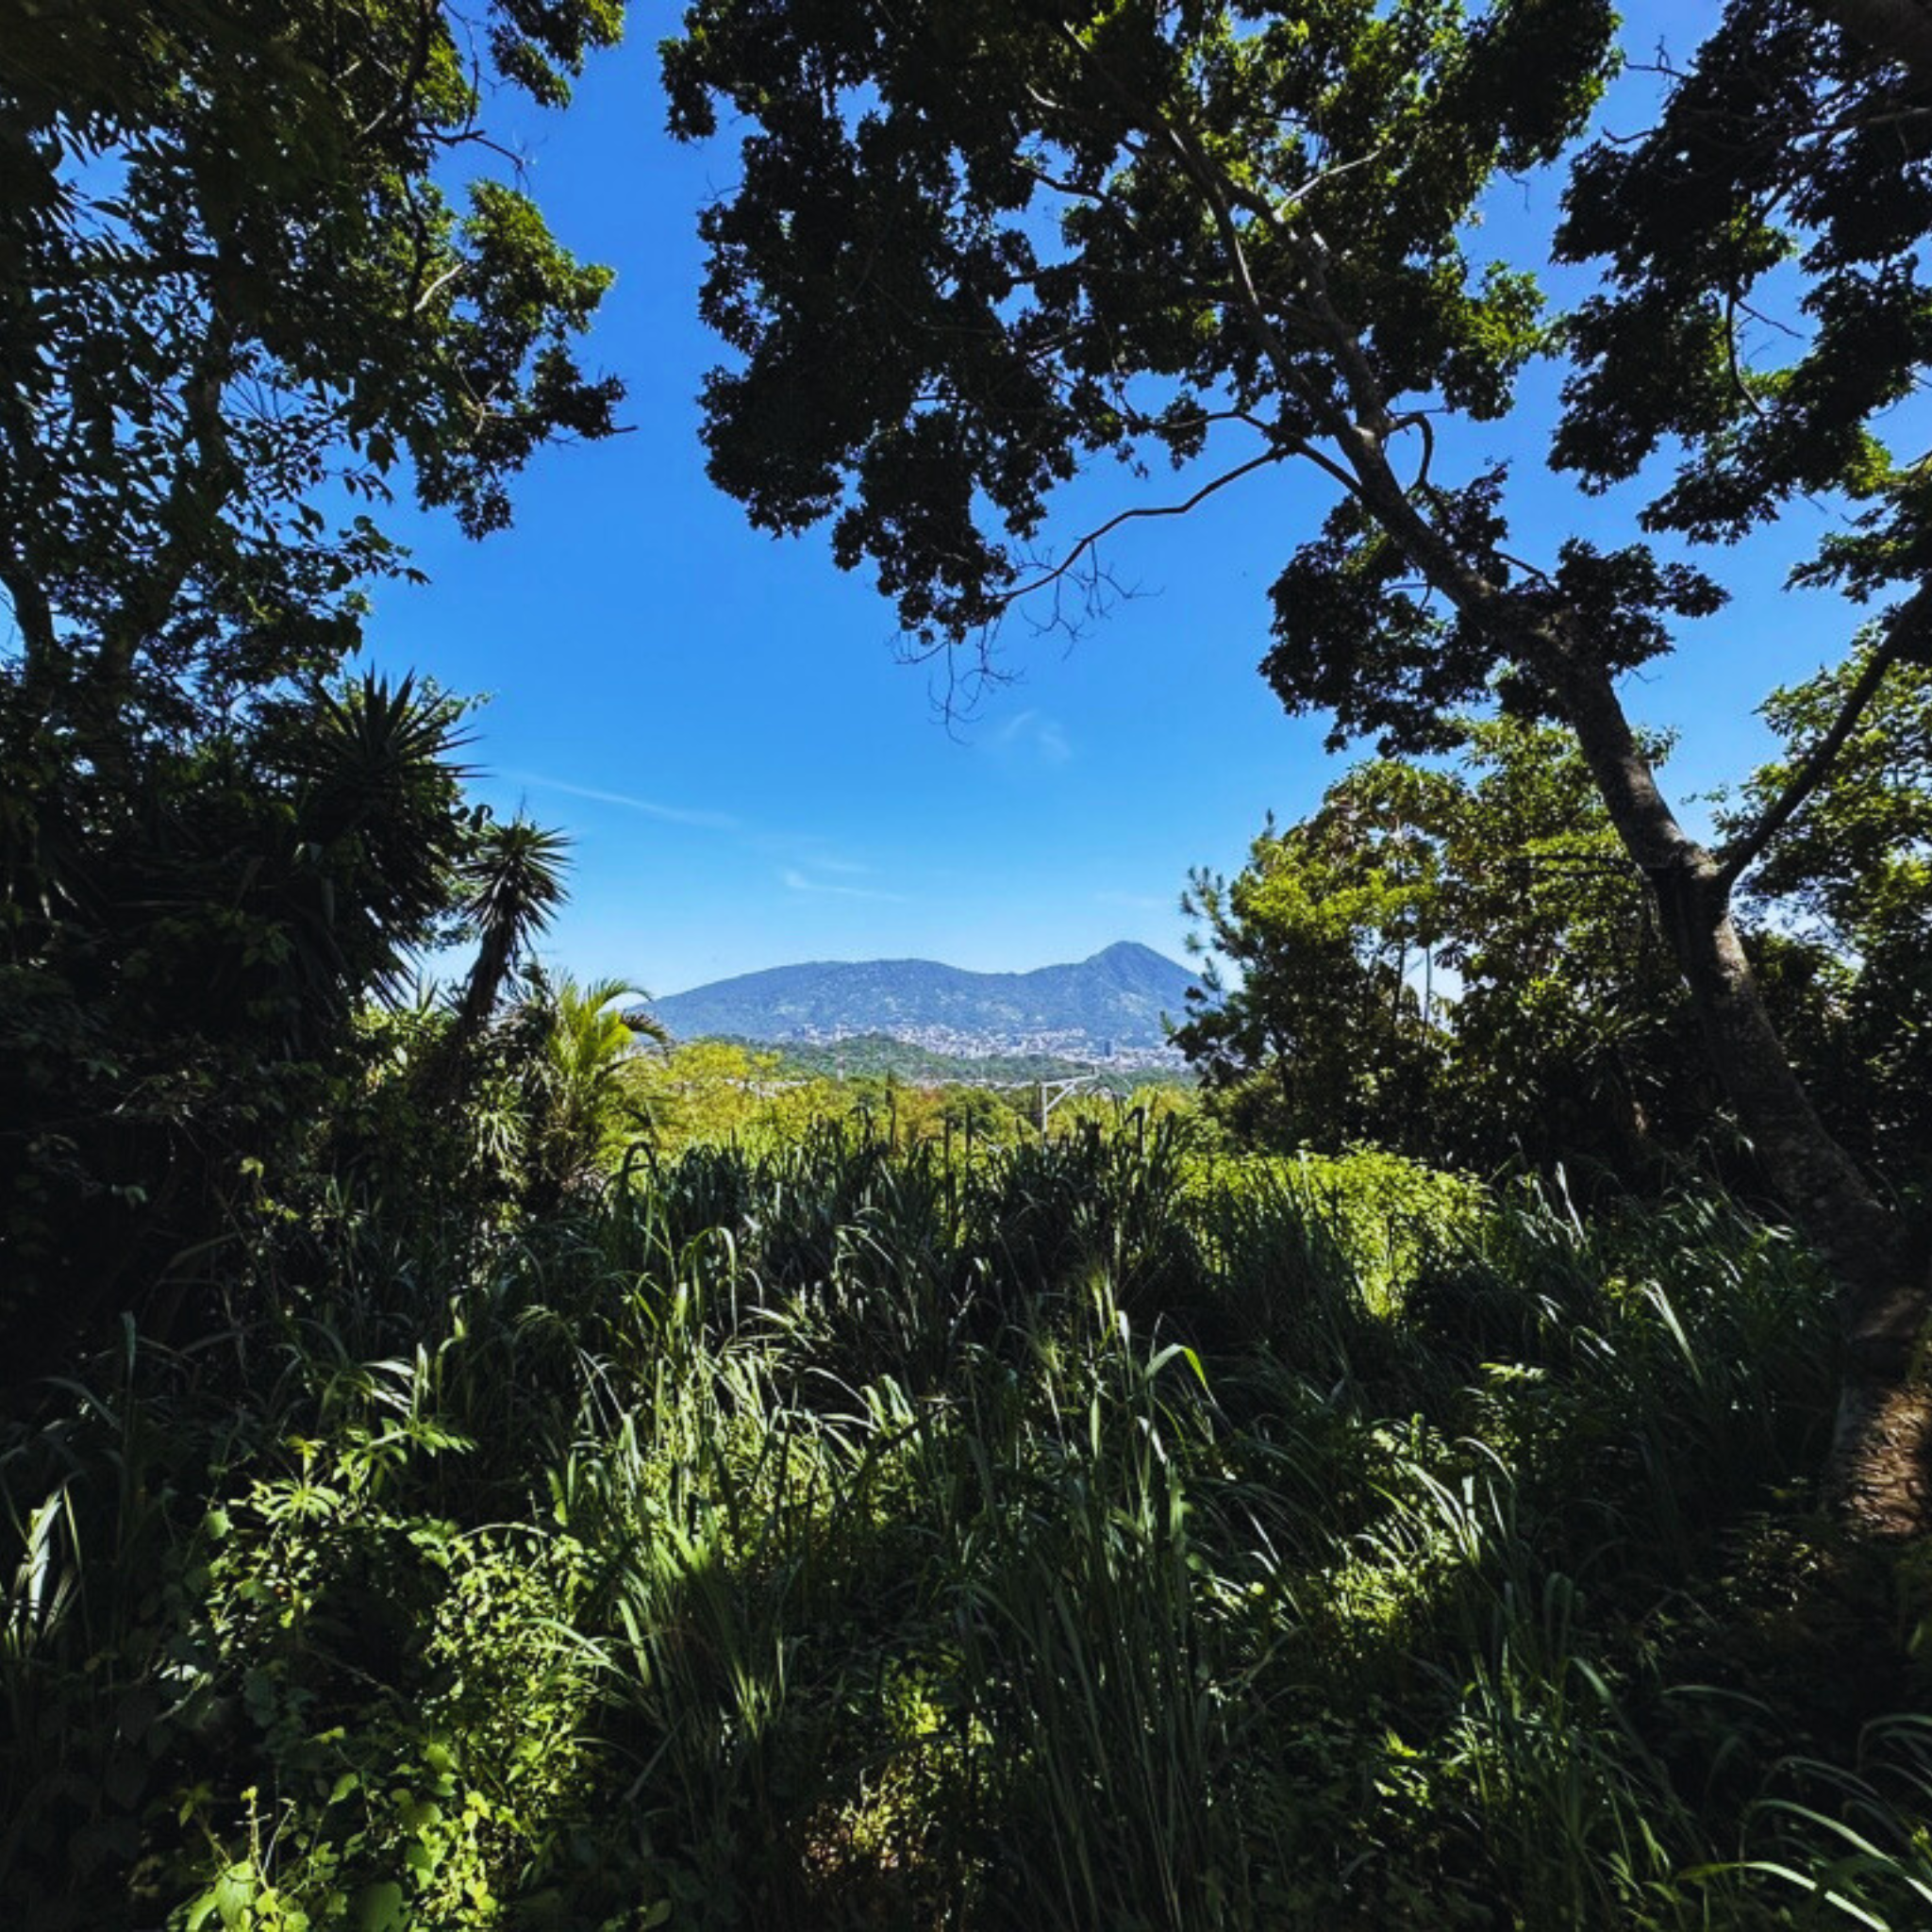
[366,1,1866,997]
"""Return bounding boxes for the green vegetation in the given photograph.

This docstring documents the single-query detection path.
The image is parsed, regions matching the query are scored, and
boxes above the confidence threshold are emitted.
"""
[6,3,1932,1926]
[1,0,626,1388]
[11,1109,1932,1930]
[1176,717,1697,1174]
[621,1034,1192,1155]
[735,1030,1189,1091]
[1174,696,1932,1212]
[664,0,1932,1531]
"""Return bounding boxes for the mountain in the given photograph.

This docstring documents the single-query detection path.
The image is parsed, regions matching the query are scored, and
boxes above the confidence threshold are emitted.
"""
[645,941,1200,1060]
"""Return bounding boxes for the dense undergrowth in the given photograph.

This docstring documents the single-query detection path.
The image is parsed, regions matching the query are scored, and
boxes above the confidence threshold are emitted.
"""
[6,1121,1929,1929]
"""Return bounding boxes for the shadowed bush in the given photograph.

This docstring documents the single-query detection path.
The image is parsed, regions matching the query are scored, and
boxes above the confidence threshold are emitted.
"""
[3,1124,1920,1930]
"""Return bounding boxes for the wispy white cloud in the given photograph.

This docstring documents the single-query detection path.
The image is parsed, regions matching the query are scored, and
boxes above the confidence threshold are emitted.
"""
[781,867,908,903]
[511,773,908,908]
[758,835,874,874]
[508,772,740,832]
[992,708,1072,766]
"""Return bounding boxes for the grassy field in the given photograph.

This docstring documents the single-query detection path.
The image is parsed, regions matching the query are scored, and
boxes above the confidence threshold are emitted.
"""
[6,1120,1928,1929]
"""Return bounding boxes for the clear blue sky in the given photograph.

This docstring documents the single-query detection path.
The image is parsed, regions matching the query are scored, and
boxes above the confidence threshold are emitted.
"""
[367,2,1863,997]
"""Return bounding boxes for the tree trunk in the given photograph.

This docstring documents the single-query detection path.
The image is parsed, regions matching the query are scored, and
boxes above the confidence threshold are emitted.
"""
[1549,647,1932,1538]
[1219,142,1932,1532]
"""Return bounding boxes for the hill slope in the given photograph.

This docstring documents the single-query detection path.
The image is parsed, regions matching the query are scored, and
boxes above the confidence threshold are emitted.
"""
[647,941,1198,1057]
[756,1033,1190,1089]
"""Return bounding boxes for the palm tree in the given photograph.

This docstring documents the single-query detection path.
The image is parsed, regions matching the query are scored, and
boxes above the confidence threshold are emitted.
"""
[449,815,571,1055]
[282,673,471,1030]
[530,976,669,1192]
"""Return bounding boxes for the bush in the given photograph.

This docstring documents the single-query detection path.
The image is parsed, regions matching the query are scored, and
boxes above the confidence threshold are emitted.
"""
[3,1124,1919,1929]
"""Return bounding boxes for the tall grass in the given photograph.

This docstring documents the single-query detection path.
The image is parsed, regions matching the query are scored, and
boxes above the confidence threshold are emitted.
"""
[3,1125,1922,1929]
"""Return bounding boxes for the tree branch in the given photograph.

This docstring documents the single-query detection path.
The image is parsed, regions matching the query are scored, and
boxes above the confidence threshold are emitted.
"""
[993,448,1289,608]
[0,541,59,705]
[1713,589,1926,890]
[82,307,242,734]
[359,0,441,143]
[1817,0,1932,90]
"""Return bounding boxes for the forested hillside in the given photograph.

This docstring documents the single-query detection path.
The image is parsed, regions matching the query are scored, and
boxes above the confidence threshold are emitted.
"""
[648,941,1197,1056]
[4,3,1930,1928]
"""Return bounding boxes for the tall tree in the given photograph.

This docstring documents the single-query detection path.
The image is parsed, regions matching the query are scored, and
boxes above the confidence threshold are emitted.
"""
[1177,760,1454,1156]
[1719,647,1932,1189]
[1,0,626,1373]
[1179,720,1708,1176]
[452,815,574,1050]
[662,1,1932,1532]
[0,670,475,1372]
[2,0,625,756]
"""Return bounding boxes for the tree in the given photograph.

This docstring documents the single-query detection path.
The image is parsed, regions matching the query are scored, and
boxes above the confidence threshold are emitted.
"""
[662,1,1931,1532]
[1,1,626,1374]
[1436,724,1711,1178]
[0,670,475,1371]
[1179,719,1711,1176]
[1177,762,1453,1156]
[1720,646,1932,1191]
[2,0,625,758]
[451,816,575,1054]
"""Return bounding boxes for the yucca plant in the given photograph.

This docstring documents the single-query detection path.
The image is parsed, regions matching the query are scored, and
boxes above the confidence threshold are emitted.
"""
[449,815,572,1056]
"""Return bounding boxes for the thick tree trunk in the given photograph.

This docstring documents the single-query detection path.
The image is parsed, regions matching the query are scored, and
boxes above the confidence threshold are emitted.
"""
[1255,198,1931,1534]
[1550,648,1932,1538]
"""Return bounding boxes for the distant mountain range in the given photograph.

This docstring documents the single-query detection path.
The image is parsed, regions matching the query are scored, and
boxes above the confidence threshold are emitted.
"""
[645,941,1201,1061]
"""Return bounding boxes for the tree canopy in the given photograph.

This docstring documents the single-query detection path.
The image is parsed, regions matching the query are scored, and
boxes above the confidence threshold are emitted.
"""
[1176,718,1713,1174]
[665,2,1624,671]
[9,11,1932,1920]
[0,0,628,1374]
[3,0,625,751]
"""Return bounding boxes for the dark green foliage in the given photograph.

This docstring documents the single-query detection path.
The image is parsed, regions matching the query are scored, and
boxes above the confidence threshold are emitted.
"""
[1175,718,1723,1181]
[0,675,474,1376]
[1179,681,1932,1206]
[663,0,1623,665]
[2,0,625,743]
[8,1124,1926,1929]
[450,820,575,1054]
[1263,489,1726,756]
[1555,0,1932,581]
[6,7,1930,1924]
[0,0,625,1376]
[661,12,1932,1547]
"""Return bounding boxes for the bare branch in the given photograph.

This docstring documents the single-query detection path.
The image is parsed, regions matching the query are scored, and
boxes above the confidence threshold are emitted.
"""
[1391,409,1437,491]
[1014,149,1118,205]
[1494,546,1559,591]
[1723,289,1773,424]
[1261,140,1391,220]
[412,259,465,315]
[992,447,1289,609]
